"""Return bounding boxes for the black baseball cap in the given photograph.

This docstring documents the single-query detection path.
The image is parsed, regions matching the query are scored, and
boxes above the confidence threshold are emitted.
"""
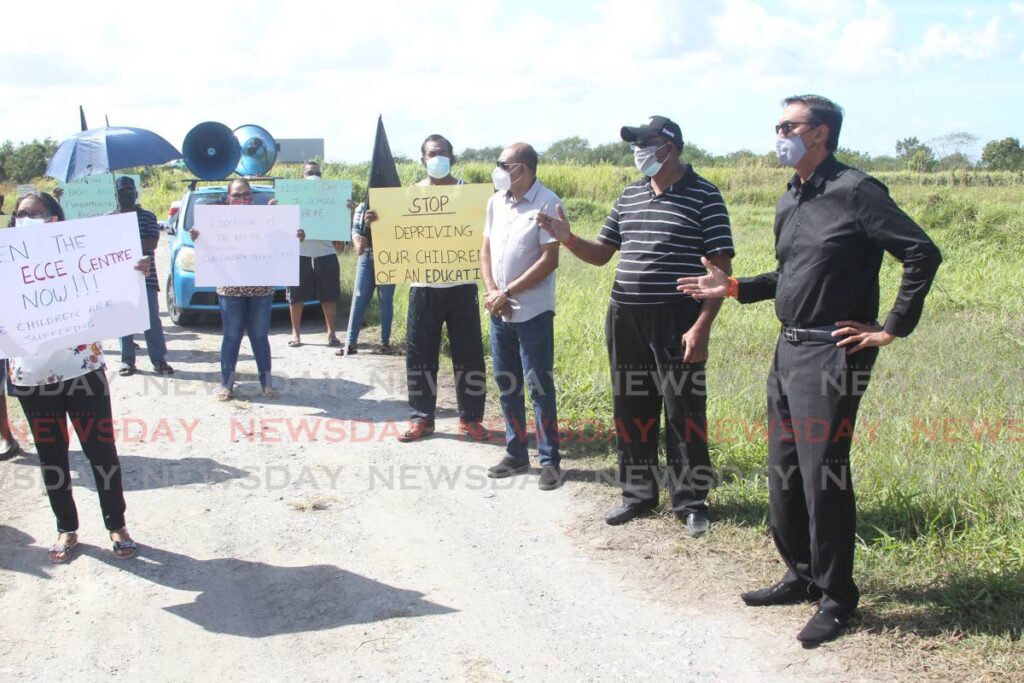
[115,176,136,190]
[620,116,684,148]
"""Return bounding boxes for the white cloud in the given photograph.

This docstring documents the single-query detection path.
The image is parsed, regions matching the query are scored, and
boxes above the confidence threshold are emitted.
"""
[918,17,1017,61]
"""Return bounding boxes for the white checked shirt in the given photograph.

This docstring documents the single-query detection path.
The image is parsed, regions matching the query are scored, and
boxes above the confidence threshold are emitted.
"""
[483,179,563,323]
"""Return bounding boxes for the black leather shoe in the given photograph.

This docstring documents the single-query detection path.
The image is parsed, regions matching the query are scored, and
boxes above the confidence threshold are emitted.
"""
[604,500,656,526]
[741,581,822,606]
[487,455,529,479]
[538,464,561,490]
[797,607,850,646]
[684,510,710,537]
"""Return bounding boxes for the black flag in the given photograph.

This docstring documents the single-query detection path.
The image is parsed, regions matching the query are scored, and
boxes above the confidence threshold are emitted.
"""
[79,105,88,132]
[366,115,401,208]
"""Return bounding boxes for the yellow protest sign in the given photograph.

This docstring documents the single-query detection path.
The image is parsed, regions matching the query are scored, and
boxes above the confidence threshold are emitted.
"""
[368,183,493,285]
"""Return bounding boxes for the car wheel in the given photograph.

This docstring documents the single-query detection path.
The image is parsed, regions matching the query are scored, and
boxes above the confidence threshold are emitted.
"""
[166,273,198,326]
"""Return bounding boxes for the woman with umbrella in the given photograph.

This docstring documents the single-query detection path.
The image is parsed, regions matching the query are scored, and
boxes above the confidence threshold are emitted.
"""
[6,192,148,562]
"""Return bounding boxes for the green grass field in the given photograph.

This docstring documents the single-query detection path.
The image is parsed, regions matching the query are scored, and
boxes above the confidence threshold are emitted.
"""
[3,162,1021,673]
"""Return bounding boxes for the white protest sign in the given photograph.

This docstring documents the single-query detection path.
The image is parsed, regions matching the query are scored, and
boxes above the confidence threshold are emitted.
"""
[0,213,148,358]
[193,205,300,287]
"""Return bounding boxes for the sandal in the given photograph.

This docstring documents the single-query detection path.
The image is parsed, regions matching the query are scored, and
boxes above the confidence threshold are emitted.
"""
[48,532,78,563]
[326,334,341,347]
[216,387,233,402]
[288,338,302,347]
[261,386,279,399]
[118,365,137,377]
[110,529,137,560]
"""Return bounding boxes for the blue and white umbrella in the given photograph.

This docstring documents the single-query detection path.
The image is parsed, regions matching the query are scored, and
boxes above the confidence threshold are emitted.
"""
[46,126,182,183]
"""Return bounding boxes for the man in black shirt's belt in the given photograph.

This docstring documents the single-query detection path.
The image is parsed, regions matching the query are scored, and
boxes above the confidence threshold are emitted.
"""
[679,95,942,646]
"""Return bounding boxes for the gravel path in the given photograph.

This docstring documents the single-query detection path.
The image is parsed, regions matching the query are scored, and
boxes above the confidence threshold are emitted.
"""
[0,292,868,681]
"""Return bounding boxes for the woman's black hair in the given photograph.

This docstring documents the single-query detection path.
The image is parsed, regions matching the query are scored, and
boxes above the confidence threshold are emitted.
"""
[9,192,65,227]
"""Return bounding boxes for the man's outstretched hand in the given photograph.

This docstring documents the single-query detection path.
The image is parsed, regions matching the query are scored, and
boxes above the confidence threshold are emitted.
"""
[677,256,730,299]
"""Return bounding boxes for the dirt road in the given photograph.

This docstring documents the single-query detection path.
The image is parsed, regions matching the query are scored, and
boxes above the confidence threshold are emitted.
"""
[0,304,871,681]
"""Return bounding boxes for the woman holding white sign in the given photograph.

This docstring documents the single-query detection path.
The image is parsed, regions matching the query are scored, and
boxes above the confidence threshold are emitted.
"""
[189,179,301,401]
[6,192,145,563]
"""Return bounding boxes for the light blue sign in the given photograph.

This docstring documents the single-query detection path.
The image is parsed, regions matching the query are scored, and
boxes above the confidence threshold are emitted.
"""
[274,178,352,241]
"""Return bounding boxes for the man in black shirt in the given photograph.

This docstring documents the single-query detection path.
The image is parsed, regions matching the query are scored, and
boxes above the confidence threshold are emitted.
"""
[678,95,942,646]
[538,116,734,536]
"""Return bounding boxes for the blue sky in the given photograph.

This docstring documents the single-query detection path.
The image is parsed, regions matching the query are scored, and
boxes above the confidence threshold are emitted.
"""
[3,0,1022,162]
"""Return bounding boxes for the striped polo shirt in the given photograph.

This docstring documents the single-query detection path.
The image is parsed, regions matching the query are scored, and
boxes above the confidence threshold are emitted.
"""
[598,165,734,306]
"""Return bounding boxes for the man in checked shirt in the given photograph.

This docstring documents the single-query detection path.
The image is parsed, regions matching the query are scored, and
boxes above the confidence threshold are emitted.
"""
[538,115,734,537]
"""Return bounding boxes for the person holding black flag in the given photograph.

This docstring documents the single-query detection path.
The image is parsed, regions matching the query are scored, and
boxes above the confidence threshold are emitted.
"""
[677,94,942,646]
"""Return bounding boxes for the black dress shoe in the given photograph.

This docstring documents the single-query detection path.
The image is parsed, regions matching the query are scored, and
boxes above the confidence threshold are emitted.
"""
[741,581,822,606]
[487,455,529,479]
[538,464,561,490]
[604,500,656,526]
[683,510,710,537]
[797,608,850,646]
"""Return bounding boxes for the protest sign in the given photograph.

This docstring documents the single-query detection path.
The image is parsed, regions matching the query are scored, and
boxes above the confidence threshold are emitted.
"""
[368,183,492,285]
[193,205,300,287]
[0,212,148,358]
[274,179,352,241]
[62,174,143,220]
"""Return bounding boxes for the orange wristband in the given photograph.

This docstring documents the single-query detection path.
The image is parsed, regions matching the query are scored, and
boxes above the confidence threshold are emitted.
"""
[726,277,739,299]
[564,233,579,249]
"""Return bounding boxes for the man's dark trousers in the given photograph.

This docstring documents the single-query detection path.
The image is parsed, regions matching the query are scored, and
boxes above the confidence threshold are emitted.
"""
[406,283,486,424]
[605,302,713,517]
[767,336,878,616]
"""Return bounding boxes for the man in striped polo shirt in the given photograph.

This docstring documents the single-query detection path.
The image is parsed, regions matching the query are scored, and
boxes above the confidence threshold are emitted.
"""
[537,116,734,536]
[111,176,173,377]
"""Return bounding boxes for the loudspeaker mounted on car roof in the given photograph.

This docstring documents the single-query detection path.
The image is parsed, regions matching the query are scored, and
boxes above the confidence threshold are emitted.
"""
[182,122,242,180]
[233,125,278,177]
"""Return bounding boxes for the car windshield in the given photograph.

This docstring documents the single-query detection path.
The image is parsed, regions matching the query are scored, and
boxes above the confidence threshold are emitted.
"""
[182,188,274,230]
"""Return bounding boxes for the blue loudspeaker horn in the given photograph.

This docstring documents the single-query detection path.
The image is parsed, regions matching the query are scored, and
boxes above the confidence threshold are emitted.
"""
[233,124,278,177]
[182,122,241,180]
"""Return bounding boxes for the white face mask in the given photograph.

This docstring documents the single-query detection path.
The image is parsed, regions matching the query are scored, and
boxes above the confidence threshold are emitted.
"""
[15,216,47,227]
[775,135,808,167]
[425,156,451,179]
[304,174,320,180]
[492,166,512,192]
[633,144,666,177]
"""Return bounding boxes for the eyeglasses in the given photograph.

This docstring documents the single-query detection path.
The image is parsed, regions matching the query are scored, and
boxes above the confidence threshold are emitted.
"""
[495,161,522,171]
[775,120,817,135]
[14,210,49,219]
[228,191,253,199]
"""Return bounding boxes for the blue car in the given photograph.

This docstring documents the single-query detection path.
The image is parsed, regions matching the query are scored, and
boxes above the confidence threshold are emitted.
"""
[164,184,313,325]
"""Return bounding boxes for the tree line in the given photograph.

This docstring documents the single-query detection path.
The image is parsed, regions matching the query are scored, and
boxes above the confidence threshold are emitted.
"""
[461,133,1024,173]
[2,132,1023,185]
